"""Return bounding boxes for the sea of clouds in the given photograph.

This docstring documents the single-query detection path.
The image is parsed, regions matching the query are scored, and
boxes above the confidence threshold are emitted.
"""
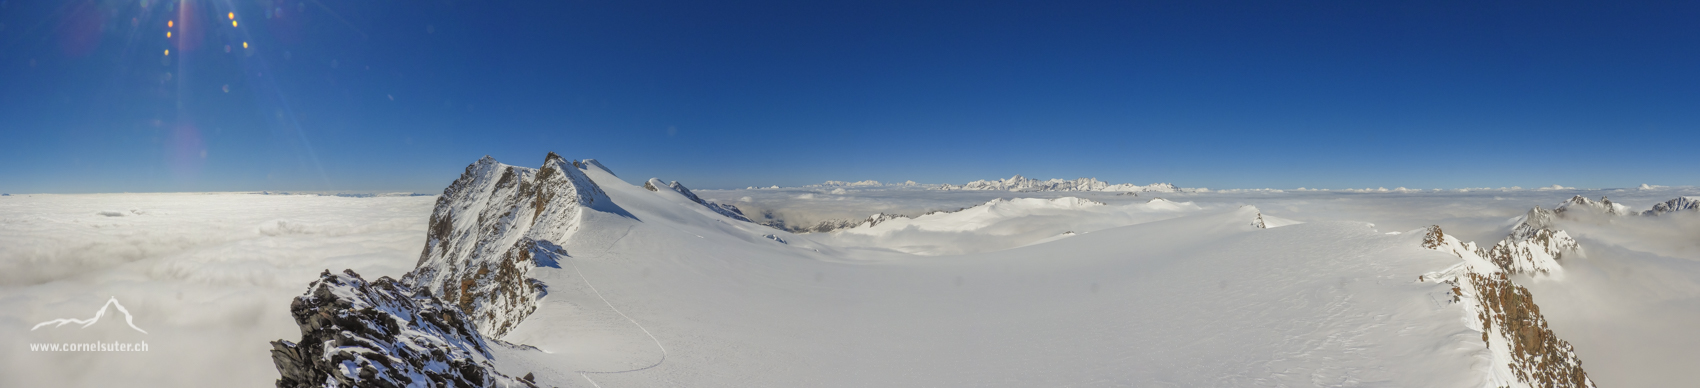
[0,193,435,387]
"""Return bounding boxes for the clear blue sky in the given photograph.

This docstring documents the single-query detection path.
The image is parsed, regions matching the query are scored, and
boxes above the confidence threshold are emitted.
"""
[2,1,1696,193]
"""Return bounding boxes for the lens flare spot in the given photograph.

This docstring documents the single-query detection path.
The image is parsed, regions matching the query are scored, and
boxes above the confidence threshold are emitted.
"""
[232,20,238,27]
[242,42,249,48]
[228,12,235,20]
[224,45,231,53]
[222,84,230,93]
[168,20,173,28]
[166,31,172,38]
[164,49,170,56]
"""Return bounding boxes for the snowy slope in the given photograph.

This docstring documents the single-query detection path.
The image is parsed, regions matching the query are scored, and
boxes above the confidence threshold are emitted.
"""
[816,197,1208,255]
[502,203,1499,387]
[14,166,1697,387]
[363,154,1596,387]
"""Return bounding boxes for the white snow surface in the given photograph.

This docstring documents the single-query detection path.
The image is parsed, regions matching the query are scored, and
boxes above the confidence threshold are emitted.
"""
[817,197,1206,256]
[2,179,1698,387]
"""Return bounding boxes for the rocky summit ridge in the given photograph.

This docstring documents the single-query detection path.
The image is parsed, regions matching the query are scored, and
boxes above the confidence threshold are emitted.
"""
[1421,225,1594,388]
[400,152,609,339]
[269,270,536,388]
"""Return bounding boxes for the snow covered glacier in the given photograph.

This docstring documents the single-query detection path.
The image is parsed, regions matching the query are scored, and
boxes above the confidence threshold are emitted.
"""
[254,154,1700,387]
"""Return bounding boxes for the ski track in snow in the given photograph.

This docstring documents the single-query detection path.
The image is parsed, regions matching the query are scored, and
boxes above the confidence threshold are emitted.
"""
[565,225,669,384]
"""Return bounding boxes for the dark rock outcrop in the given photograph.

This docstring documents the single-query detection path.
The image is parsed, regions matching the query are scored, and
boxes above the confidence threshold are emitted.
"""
[270,269,533,388]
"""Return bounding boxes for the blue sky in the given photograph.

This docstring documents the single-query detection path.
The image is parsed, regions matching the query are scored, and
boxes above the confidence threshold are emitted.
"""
[2,1,1697,193]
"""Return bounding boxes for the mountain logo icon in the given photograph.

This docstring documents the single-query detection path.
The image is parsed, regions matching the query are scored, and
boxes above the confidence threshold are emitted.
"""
[31,296,149,334]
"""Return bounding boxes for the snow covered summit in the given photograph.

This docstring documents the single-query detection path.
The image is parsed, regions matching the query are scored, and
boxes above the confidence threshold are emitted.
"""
[938,174,1188,192]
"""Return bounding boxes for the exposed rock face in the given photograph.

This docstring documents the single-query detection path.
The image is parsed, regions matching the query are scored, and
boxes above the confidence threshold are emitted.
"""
[1250,212,1267,229]
[403,152,606,338]
[1420,226,1595,388]
[270,270,532,388]
[1464,272,1593,387]
[1643,196,1700,216]
[938,174,1185,193]
[1476,207,1580,276]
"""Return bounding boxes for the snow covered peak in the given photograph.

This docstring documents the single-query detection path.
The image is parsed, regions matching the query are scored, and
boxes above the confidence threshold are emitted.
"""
[1482,206,1578,276]
[404,152,611,338]
[1642,196,1700,216]
[820,180,883,187]
[1514,206,1557,230]
[1554,195,1628,216]
[939,175,1185,193]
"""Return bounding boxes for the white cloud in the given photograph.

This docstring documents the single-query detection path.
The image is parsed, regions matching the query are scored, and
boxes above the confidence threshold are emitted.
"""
[0,193,434,387]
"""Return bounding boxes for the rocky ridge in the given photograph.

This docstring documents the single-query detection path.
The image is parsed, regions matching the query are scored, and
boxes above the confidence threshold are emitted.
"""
[645,178,753,222]
[400,153,608,339]
[1420,227,1595,388]
[269,270,535,388]
[272,153,776,387]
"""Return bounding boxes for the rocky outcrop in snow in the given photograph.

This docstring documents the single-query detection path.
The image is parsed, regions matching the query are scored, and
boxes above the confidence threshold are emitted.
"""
[647,178,752,222]
[938,175,1186,193]
[1419,227,1595,388]
[1642,196,1700,216]
[402,152,607,338]
[270,269,534,388]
